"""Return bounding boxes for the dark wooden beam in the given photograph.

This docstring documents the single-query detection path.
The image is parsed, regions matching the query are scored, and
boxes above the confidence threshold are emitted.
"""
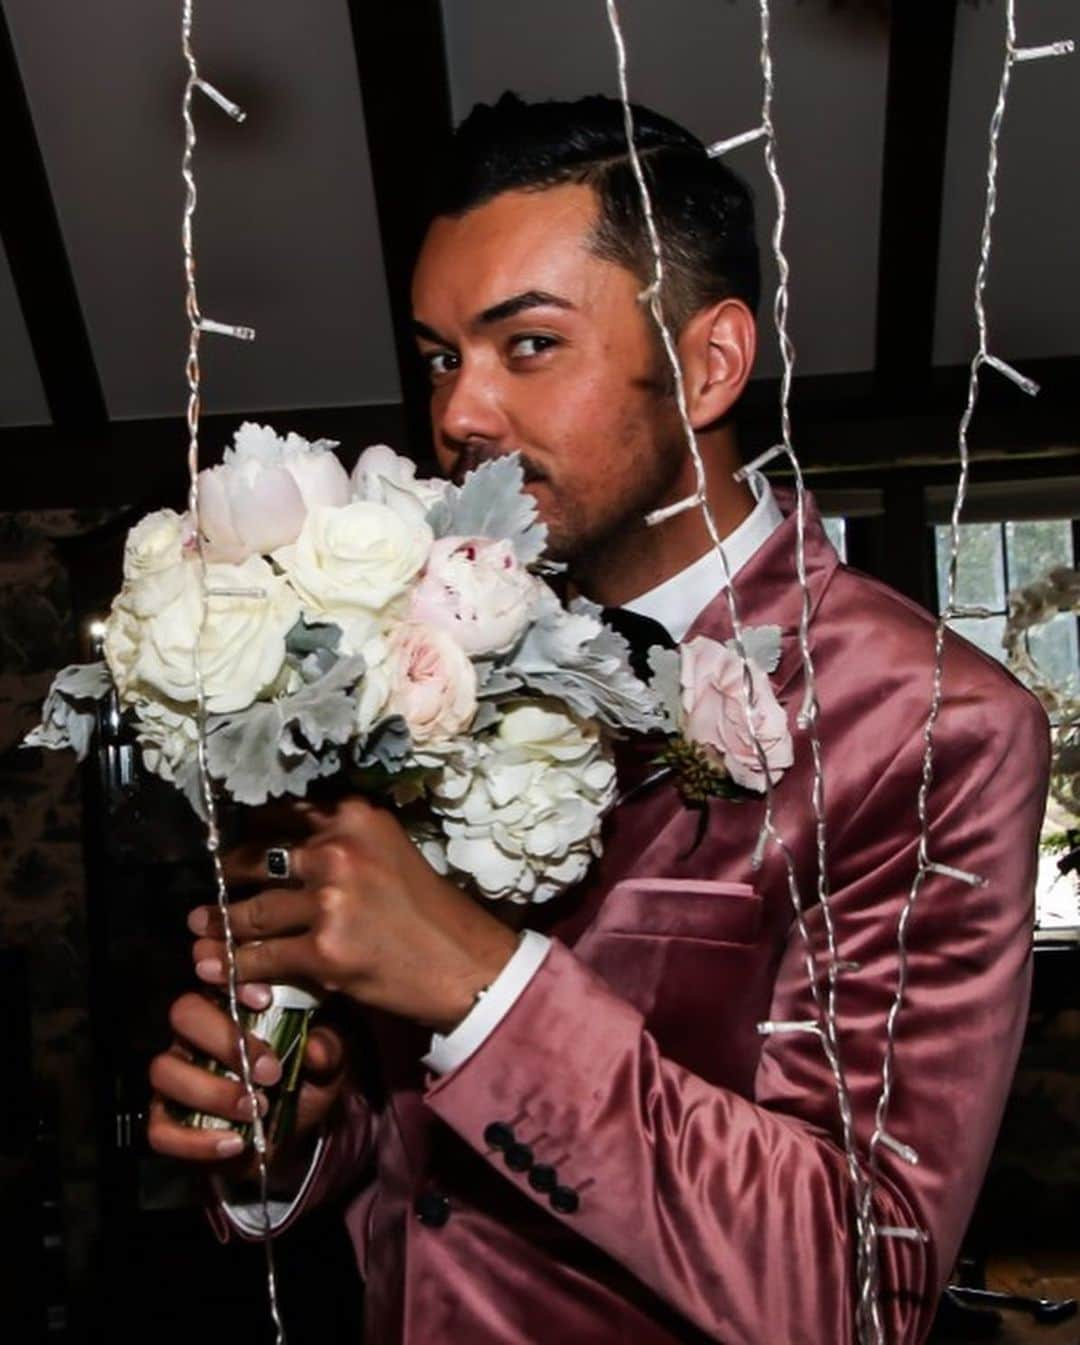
[345,1,454,467]
[0,6,108,434]
[1,402,407,511]
[738,356,1080,470]
[874,1,959,403]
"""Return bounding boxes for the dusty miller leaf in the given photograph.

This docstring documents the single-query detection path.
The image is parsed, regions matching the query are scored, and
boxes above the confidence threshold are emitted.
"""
[200,656,365,807]
[354,715,411,772]
[432,455,547,564]
[726,624,782,674]
[646,645,683,735]
[22,662,112,761]
[505,592,662,731]
[285,617,342,657]
[287,655,366,751]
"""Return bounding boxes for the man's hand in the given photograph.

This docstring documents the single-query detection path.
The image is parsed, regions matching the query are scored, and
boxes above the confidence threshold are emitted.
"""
[188,798,520,1034]
[146,990,346,1179]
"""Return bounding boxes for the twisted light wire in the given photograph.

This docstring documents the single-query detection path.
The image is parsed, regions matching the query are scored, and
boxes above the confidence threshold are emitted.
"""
[858,5,1073,1336]
[601,4,876,1336]
[181,5,287,1342]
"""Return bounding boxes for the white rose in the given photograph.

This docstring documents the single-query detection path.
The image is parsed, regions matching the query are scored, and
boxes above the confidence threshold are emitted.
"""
[274,501,432,653]
[104,554,300,714]
[408,536,538,655]
[351,444,448,525]
[198,422,350,561]
[120,509,194,614]
[430,701,616,903]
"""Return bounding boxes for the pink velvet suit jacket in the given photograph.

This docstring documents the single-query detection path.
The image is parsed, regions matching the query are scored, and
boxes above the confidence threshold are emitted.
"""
[220,489,1050,1344]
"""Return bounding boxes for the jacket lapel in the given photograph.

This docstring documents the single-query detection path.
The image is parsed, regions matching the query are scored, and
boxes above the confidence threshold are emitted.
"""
[538,486,841,946]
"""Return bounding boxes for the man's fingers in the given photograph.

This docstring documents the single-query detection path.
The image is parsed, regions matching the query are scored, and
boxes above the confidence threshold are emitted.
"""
[221,839,305,889]
[188,887,317,941]
[168,992,283,1085]
[146,1095,249,1164]
[303,1025,346,1083]
[192,934,320,990]
[149,1050,268,1123]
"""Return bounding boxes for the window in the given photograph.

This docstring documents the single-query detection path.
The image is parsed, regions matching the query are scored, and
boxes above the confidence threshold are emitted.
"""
[934,516,1080,930]
[934,519,1079,691]
[822,516,847,561]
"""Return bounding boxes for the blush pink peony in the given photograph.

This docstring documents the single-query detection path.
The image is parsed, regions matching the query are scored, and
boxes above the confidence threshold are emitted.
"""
[680,636,793,791]
[409,536,537,656]
[384,622,478,744]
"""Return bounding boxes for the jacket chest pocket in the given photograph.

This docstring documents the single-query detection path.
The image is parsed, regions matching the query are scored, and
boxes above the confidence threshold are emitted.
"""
[576,878,772,1095]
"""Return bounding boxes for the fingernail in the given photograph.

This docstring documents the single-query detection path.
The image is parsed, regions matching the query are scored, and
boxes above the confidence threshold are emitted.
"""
[244,984,273,1010]
[187,907,209,934]
[216,1135,245,1157]
[195,958,223,980]
[253,1055,281,1086]
[236,1092,268,1121]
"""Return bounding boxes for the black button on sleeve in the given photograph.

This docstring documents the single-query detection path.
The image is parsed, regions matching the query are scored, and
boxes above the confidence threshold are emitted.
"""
[528,1163,558,1194]
[484,1121,515,1150]
[503,1142,533,1172]
[413,1191,451,1227]
[550,1185,579,1214]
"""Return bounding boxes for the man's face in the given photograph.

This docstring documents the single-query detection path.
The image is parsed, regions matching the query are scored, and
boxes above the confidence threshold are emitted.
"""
[411,183,686,564]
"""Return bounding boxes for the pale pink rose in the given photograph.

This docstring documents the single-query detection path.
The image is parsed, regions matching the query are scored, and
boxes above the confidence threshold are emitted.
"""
[197,423,350,561]
[385,622,477,743]
[198,461,306,561]
[409,536,537,655]
[680,636,793,791]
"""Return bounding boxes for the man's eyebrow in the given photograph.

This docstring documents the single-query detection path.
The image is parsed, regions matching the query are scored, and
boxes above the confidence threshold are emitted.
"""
[411,290,576,347]
[411,318,449,346]
[474,290,576,327]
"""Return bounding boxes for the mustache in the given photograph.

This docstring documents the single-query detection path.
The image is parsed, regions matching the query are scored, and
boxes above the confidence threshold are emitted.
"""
[449,446,547,487]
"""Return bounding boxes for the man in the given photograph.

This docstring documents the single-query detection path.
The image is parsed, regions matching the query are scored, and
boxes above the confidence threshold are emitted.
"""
[147,94,1049,1343]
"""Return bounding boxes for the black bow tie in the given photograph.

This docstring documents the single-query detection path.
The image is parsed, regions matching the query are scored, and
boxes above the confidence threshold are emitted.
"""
[601,606,676,680]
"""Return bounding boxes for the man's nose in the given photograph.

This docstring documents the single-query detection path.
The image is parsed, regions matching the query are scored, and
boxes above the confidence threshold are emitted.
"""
[435,362,508,448]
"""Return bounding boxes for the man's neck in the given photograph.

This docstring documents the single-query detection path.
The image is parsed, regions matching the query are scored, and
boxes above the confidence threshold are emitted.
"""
[570,434,754,608]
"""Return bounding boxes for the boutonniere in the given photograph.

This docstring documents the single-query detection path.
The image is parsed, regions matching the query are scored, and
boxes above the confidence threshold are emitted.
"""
[643,626,794,848]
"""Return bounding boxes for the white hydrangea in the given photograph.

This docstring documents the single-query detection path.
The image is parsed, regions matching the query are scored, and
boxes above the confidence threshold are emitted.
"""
[429,701,617,903]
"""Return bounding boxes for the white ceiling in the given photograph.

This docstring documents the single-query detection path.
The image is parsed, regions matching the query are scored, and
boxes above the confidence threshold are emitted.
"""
[0,0,1075,433]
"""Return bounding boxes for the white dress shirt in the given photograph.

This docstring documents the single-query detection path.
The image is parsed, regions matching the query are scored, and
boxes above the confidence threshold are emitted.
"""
[223,472,781,1230]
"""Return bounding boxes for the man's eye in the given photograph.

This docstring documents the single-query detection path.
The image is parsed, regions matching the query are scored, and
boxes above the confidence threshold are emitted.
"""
[424,351,459,378]
[509,334,558,360]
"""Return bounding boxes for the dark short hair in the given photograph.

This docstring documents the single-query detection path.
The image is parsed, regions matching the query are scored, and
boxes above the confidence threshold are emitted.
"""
[431,91,761,329]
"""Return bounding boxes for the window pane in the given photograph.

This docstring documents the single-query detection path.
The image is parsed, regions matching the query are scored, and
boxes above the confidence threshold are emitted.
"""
[1026,612,1079,697]
[935,523,1005,613]
[822,516,846,562]
[1005,518,1074,591]
[948,614,1007,664]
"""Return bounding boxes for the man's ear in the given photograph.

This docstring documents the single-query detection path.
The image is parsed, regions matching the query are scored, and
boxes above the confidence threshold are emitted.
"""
[678,299,756,431]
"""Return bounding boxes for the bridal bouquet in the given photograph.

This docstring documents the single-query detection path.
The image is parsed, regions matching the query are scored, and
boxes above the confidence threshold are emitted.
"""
[25,424,660,1137]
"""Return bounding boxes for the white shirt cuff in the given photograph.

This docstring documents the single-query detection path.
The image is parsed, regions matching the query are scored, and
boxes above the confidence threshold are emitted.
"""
[217,1131,326,1236]
[422,930,551,1075]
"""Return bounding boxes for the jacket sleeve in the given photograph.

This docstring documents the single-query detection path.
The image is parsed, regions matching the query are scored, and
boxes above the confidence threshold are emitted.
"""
[423,673,1050,1344]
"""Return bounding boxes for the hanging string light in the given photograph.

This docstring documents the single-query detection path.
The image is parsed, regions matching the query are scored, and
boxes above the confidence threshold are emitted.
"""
[179,4,287,1342]
[858,6,1073,1336]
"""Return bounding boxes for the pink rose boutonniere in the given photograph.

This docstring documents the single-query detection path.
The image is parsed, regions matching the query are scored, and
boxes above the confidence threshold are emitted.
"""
[646,626,794,807]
